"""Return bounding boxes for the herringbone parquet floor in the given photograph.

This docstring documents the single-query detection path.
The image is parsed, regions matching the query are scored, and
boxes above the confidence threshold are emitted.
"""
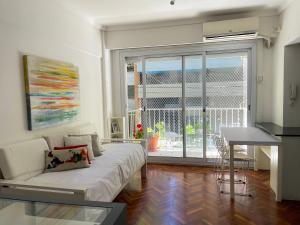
[114,164,300,225]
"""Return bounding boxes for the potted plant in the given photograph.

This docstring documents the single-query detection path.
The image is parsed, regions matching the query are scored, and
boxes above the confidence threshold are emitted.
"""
[134,123,165,152]
[147,127,160,152]
[134,123,144,139]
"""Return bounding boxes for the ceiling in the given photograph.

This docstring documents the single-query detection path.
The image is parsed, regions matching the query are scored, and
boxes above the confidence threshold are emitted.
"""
[59,0,288,26]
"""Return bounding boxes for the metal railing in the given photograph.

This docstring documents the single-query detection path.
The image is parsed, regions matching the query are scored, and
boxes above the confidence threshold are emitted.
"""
[128,107,247,139]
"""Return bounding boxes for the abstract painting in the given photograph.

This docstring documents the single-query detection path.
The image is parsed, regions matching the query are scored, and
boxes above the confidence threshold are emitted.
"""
[23,55,80,130]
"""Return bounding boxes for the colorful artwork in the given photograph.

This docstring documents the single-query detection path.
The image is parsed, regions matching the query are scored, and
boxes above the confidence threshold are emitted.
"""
[23,55,80,130]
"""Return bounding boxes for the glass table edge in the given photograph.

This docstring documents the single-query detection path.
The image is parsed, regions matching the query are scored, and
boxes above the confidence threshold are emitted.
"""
[0,193,127,225]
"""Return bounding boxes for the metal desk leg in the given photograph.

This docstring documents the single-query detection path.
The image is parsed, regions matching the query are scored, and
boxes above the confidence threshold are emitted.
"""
[230,144,235,200]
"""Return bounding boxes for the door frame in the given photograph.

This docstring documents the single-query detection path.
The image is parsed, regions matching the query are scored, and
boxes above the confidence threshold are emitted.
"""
[120,40,257,164]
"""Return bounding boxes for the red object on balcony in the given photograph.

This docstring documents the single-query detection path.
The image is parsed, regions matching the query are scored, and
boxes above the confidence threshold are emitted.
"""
[148,135,159,152]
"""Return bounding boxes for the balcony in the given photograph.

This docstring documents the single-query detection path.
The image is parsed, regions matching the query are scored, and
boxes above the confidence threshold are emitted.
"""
[128,107,247,158]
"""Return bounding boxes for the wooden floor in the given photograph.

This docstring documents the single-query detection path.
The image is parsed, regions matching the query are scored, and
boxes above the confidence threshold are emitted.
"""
[114,164,300,225]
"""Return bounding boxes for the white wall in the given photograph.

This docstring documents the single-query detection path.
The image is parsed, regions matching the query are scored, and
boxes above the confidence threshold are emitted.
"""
[283,44,300,127]
[101,30,114,137]
[256,41,275,123]
[105,23,203,49]
[0,0,103,145]
[272,0,300,126]
[104,16,278,124]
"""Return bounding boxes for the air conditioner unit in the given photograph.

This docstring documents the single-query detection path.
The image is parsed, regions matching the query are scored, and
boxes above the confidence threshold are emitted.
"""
[203,17,260,42]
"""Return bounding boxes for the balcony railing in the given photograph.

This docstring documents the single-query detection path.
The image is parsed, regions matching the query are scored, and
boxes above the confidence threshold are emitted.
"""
[128,107,247,139]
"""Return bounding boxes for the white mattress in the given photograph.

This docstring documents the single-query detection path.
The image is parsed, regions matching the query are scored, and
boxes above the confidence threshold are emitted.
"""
[27,143,146,202]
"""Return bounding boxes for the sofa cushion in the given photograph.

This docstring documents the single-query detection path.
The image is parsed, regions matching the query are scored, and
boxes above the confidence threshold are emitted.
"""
[43,135,64,150]
[0,138,49,180]
[45,148,90,172]
[44,135,65,150]
[64,136,95,160]
[69,134,103,157]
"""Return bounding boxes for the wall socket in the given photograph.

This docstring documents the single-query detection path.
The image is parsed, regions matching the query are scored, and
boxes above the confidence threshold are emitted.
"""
[257,75,264,82]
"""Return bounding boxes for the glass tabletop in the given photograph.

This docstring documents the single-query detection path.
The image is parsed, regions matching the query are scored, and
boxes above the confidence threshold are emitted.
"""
[0,198,112,225]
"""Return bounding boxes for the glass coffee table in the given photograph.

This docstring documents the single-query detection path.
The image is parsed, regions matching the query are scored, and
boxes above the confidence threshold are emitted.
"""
[0,193,126,225]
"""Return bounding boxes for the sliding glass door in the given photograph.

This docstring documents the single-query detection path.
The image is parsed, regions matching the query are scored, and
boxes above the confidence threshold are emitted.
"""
[184,55,204,158]
[145,57,183,157]
[125,49,251,162]
[126,59,144,140]
[205,52,249,158]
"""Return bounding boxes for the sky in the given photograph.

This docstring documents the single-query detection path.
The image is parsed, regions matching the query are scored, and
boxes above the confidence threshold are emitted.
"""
[136,56,243,72]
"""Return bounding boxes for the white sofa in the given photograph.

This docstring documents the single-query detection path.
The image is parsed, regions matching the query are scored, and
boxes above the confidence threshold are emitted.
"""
[0,138,146,202]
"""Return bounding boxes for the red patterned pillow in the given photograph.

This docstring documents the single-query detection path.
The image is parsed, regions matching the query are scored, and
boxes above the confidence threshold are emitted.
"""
[54,145,91,164]
[54,145,88,150]
[45,147,90,172]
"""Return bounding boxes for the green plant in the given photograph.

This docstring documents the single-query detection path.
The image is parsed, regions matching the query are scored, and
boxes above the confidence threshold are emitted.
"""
[147,127,154,137]
[155,122,165,138]
[187,122,212,134]
[185,124,195,135]
[194,122,202,130]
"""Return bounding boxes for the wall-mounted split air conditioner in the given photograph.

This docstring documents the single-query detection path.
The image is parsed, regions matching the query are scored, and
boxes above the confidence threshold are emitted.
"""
[203,17,272,47]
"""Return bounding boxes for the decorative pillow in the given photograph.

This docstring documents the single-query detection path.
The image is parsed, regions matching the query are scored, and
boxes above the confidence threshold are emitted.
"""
[43,135,64,150]
[45,148,90,172]
[64,136,95,160]
[54,145,91,164]
[69,134,103,157]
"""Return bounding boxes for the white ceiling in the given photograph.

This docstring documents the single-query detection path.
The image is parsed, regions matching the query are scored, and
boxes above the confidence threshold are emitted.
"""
[59,0,288,26]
